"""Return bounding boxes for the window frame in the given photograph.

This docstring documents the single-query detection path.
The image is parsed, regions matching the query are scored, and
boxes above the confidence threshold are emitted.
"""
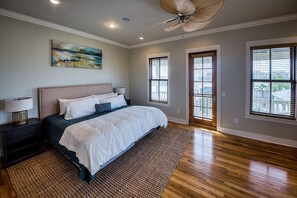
[245,37,297,125]
[147,53,170,107]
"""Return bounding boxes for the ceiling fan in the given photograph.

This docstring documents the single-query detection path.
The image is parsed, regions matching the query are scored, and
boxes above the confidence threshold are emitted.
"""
[157,0,225,32]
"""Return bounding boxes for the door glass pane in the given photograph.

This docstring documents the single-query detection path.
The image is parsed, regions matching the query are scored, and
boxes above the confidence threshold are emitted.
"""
[203,82,212,95]
[203,57,212,68]
[194,70,202,81]
[160,81,168,101]
[160,58,168,79]
[203,97,212,108]
[271,47,291,80]
[194,106,202,117]
[252,82,270,113]
[271,82,291,115]
[194,82,202,94]
[151,59,159,79]
[203,108,212,119]
[194,58,202,69]
[203,69,212,82]
[191,53,216,124]
[194,96,202,106]
[151,80,159,100]
[253,49,270,80]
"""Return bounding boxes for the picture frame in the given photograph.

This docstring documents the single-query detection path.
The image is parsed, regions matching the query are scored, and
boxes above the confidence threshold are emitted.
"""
[51,40,102,69]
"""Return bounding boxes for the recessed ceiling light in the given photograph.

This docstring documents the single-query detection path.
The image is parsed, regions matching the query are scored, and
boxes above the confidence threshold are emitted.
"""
[107,22,118,29]
[122,17,130,22]
[139,37,144,40]
[49,0,61,5]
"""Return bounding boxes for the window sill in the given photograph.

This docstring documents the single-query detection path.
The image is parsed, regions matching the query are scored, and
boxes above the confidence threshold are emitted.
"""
[147,101,170,107]
[245,114,297,125]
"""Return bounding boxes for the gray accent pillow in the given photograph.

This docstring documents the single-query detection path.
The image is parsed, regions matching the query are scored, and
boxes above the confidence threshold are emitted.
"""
[95,103,112,113]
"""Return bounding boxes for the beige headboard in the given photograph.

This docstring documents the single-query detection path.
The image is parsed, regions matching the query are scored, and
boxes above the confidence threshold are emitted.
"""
[38,83,113,120]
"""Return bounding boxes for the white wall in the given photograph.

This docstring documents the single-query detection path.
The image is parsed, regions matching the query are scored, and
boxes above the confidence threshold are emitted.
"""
[129,20,297,143]
[0,16,129,124]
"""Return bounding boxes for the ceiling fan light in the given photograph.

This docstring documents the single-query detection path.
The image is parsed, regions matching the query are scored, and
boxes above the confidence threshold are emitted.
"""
[158,0,225,32]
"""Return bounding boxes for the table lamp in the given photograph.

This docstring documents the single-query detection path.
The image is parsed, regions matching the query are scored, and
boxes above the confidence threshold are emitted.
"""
[4,97,33,126]
[115,87,125,95]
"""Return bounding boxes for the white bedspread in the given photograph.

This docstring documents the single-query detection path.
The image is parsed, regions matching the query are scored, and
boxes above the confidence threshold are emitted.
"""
[59,106,168,175]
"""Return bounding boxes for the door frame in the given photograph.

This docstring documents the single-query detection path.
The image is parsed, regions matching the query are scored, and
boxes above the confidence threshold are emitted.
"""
[186,45,222,131]
[189,51,217,127]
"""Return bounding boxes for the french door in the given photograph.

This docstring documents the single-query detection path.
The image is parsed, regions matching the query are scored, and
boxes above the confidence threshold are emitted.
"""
[189,51,217,128]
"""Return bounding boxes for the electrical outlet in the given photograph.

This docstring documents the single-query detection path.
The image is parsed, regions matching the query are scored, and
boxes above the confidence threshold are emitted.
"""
[222,92,226,97]
[177,109,180,114]
[234,118,239,124]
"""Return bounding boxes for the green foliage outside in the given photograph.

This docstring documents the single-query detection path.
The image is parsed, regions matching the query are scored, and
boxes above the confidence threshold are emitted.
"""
[255,83,290,92]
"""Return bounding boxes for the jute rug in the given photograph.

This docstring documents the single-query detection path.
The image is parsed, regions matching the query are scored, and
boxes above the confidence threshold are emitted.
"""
[7,126,192,198]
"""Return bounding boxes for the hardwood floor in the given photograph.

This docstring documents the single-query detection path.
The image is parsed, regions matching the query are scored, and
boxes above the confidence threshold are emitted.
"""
[1,123,297,198]
[162,123,297,198]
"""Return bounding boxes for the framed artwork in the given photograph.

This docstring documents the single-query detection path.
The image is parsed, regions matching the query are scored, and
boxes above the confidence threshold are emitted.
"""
[51,40,102,69]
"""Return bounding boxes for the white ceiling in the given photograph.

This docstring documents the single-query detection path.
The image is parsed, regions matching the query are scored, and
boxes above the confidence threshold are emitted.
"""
[0,0,297,46]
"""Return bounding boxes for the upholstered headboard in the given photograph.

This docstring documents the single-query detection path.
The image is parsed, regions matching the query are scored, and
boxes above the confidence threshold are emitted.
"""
[38,83,113,120]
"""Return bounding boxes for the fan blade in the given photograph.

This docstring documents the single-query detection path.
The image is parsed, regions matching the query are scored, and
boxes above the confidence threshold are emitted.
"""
[183,20,210,32]
[164,22,183,32]
[190,0,225,22]
[160,0,195,15]
[149,17,178,29]
[155,17,178,27]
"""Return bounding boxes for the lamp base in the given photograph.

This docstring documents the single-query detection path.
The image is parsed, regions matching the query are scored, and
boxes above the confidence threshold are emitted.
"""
[12,110,28,126]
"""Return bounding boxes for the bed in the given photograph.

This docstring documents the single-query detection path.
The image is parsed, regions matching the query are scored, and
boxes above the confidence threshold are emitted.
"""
[38,83,167,183]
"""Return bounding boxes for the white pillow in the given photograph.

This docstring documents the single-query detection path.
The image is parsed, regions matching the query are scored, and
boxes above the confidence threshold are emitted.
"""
[100,94,127,109]
[58,96,92,115]
[64,97,99,120]
[92,92,117,100]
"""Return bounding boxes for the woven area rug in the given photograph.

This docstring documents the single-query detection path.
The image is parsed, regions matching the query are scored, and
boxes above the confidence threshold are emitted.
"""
[7,126,192,198]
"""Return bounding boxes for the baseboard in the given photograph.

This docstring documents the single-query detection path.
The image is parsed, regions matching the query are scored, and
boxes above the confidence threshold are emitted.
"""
[220,127,297,148]
[167,116,187,125]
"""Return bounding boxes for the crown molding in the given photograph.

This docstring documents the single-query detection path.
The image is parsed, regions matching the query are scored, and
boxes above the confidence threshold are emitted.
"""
[1,8,296,49]
[128,13,297,49]
[0,8,129,48]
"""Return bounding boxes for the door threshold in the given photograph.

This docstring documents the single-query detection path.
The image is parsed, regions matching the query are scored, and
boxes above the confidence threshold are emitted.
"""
[190,123,217,131]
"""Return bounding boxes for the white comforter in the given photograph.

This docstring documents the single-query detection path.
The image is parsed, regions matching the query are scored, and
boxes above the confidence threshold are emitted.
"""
[59,106,168,175]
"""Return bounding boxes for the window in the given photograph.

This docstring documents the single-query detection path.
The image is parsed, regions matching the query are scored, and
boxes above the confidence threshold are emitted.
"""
[250,44,296,120]
[148,54,169,105]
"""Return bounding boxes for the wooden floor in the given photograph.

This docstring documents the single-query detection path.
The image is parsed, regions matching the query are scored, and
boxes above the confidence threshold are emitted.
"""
[162,123,297,198]
[1,123,297,198]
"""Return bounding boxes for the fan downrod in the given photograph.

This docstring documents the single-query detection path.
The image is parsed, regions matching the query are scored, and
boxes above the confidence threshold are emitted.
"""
[177,12,190,23]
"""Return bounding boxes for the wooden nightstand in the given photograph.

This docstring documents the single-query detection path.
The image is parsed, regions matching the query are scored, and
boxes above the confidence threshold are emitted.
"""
[0,118,43,167]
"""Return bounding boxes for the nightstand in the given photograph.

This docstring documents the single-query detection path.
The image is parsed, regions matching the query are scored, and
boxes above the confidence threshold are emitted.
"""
[125,99,131,105]
[0,118,43,167]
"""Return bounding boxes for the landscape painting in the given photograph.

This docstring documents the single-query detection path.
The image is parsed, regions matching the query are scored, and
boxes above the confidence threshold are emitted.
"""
[51,40,102,69]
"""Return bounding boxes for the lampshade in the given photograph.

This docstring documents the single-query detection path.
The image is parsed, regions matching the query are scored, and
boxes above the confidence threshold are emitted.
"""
[5,97,33,112]
[4,97,33,126]
[115,87,125,95]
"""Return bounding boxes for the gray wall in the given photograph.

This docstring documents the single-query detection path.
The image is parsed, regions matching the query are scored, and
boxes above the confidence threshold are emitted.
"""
[129,20,297,141]
[0,14,296,142]
[0,16,129,124]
